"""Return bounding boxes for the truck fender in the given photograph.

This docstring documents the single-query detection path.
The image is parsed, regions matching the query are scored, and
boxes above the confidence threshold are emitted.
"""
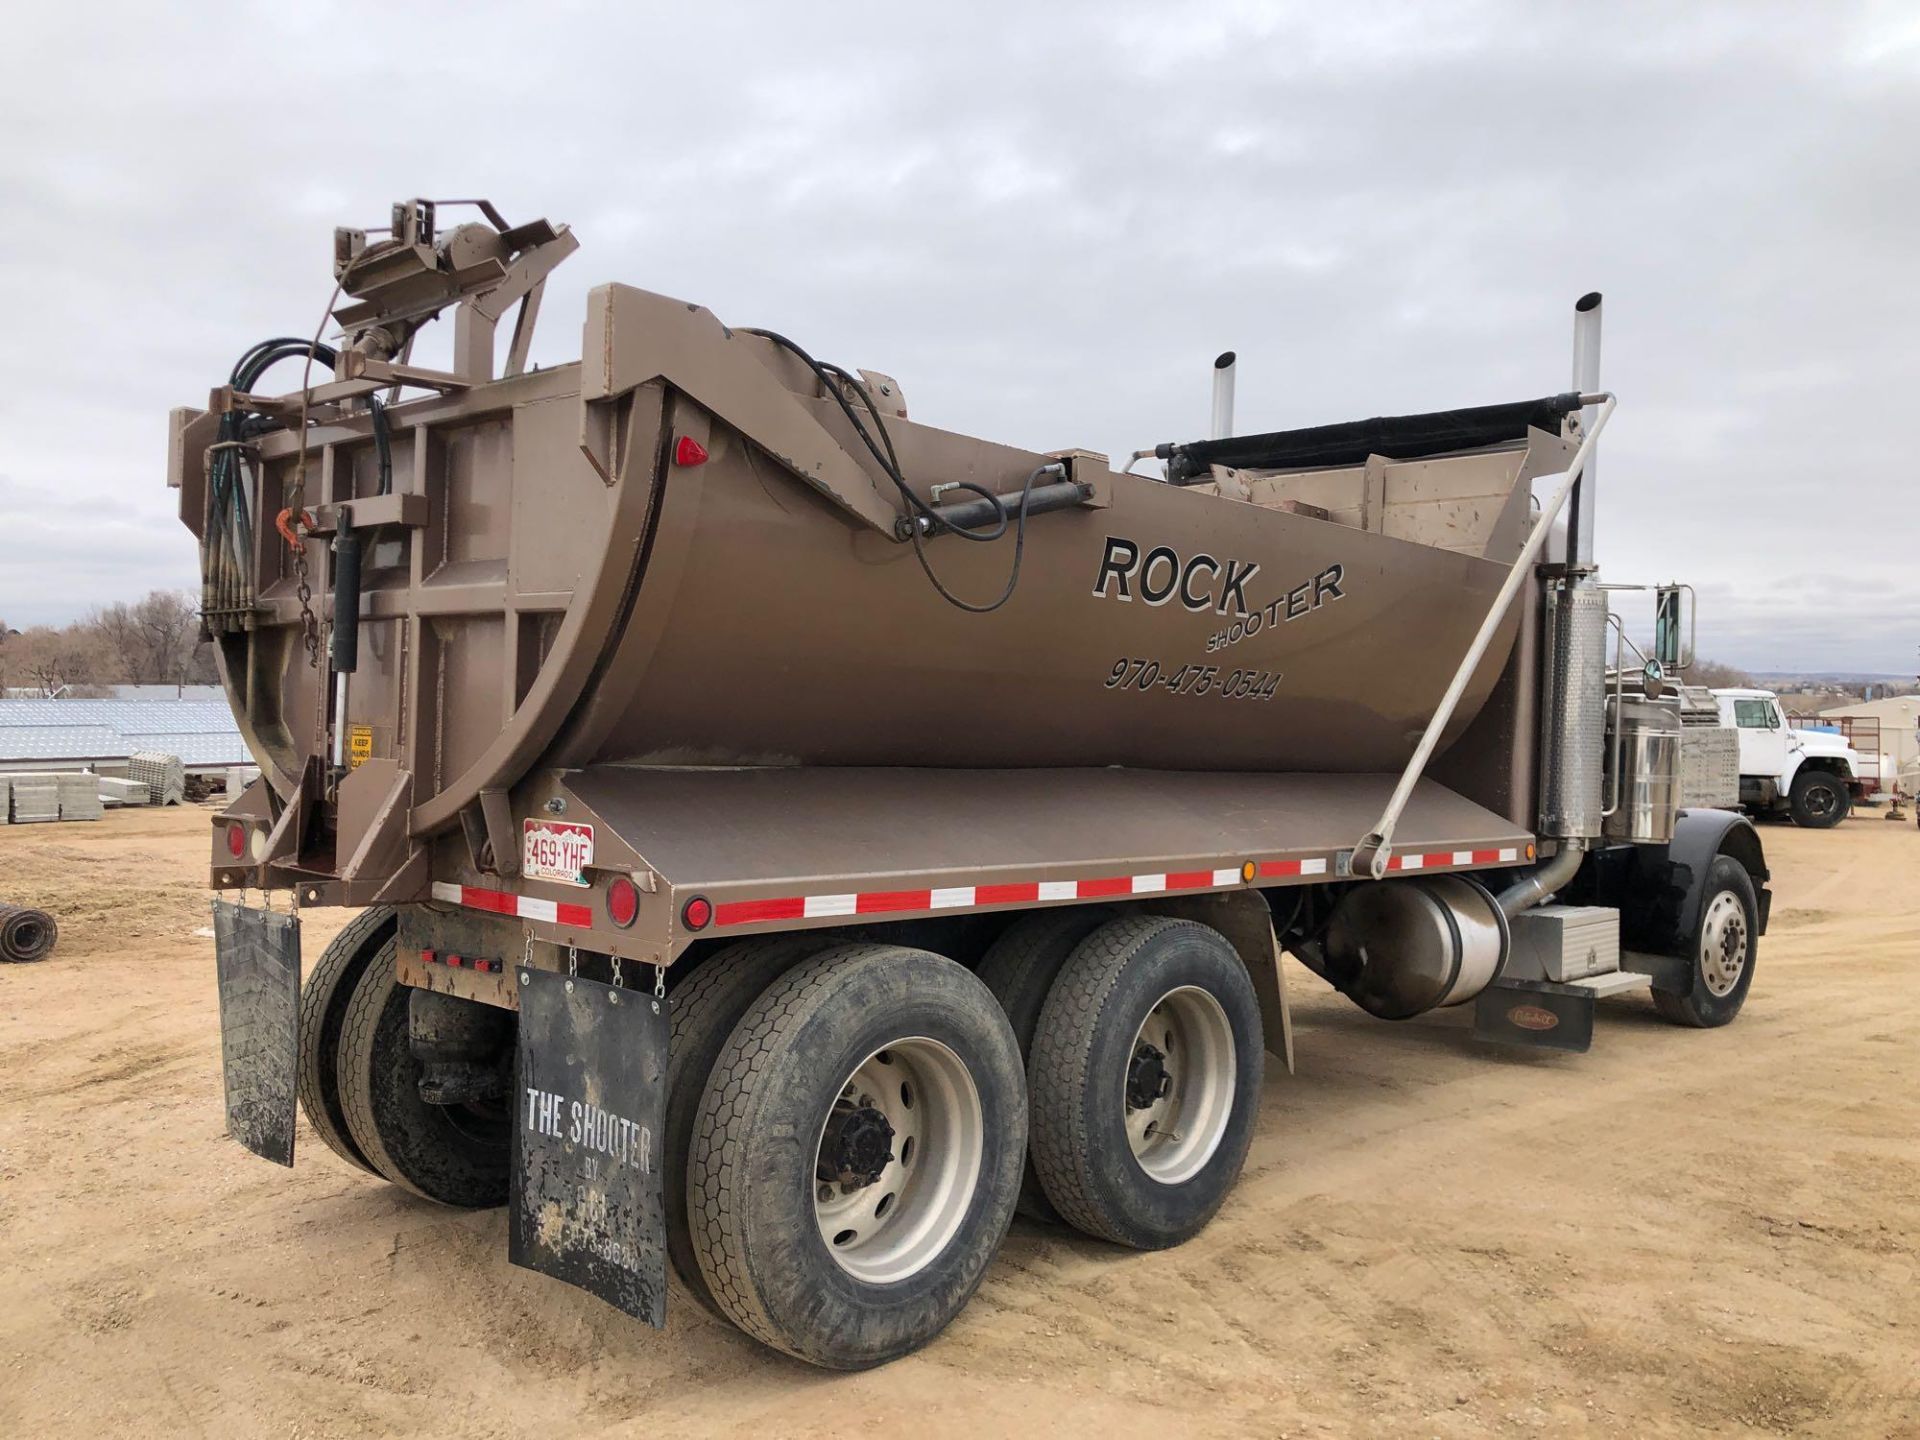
[1618,809,1770,959]
[1141,891,1293,1074]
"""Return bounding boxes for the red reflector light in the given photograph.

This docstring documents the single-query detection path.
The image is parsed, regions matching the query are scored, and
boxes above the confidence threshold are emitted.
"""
[682,895,713,931]
[673,435,709,467]
[226,823,246,858]
[607,876,641,929]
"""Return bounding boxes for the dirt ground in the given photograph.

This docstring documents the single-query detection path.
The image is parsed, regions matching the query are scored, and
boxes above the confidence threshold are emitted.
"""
[1,807,1915,1439]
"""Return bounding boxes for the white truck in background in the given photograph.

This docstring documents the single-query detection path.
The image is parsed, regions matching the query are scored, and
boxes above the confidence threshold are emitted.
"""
[1711,688,1862,828]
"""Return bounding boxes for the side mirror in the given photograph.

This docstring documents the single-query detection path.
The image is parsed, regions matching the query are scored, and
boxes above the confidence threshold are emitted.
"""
[1654,586,1690,671]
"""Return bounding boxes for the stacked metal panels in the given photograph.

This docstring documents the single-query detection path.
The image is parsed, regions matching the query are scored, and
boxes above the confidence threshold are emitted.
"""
[7,775,60,823]
[56,773,103,821]
[98,777,152,807]
[128,752,188,806]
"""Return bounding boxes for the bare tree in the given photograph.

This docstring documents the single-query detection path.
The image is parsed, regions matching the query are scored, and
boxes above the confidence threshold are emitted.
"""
[88,601,147,681]
[135,590,202,685]
[8,626,110,697]
[85,589,206,687]
[1689,658,1756,689]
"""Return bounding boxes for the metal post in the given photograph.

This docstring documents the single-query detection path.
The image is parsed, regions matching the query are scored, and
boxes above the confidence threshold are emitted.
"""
[1568,293,1602,569]
[1210,352,1237,440]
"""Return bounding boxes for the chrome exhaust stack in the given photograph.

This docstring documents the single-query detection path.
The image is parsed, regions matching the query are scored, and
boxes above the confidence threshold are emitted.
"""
[1209,351,1237,439]
[1568,292,1603,571]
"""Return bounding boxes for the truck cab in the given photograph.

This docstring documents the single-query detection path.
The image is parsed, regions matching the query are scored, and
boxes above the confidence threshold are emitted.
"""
[1712,687,1858,827]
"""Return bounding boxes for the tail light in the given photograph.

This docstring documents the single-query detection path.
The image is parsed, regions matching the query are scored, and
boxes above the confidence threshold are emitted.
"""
[681,895,713,931]
[226,823,246,858]
[673,435,709,466]
[607,875,641,929]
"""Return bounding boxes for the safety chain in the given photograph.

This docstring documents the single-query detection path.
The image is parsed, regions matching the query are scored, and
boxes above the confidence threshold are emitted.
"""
[522,931,532,972]
[291,536,321,669]
[654,964,666,1000]
[611,954,625,989]
[567,943,579,978]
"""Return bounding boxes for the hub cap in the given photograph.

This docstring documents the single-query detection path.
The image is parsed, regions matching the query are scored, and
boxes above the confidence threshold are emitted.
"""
[1124,986,1236,1186]
[812,1038,983,1284]
[1700,890,1749,997]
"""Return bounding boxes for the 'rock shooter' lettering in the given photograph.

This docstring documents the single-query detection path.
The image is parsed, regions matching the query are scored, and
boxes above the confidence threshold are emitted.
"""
[1092,537,1261,615]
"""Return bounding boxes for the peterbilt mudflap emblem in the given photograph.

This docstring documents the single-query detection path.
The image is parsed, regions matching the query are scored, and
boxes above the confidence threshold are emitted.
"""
[523,818,594,887]
[211,898,301,1167]
[511,966,668,1326]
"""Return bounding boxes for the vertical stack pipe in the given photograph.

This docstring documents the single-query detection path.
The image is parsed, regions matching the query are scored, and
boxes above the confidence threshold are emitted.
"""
[1210,352,1237,440]
[1568,293,1603,570]
[1537,294,1609,850]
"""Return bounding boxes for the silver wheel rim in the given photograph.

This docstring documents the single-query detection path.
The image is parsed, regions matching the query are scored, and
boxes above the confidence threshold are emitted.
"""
[1124,986,1236,1186]
[812,1038,983,1284]
[1700,890,1748,997]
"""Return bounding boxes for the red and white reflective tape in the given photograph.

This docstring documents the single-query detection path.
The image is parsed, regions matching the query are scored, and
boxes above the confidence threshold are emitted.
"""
[712,866,1251,930]
[429,843,1528,936]
[431,881,594,929]
[1384,846,1520,872]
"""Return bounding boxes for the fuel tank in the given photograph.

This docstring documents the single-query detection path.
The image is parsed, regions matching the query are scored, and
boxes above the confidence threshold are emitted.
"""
[174,277,1571,845]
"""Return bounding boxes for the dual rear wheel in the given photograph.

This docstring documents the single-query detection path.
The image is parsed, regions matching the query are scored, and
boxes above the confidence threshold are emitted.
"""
[673,915,1264,1367]
[298,907,1265,1369]
[296,909,510,1207]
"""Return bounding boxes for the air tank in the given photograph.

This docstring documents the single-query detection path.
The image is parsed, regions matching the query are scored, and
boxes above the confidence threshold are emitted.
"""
[177,281,1561,839]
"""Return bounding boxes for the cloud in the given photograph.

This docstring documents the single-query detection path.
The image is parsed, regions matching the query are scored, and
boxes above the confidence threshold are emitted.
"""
[0,0,1914,671]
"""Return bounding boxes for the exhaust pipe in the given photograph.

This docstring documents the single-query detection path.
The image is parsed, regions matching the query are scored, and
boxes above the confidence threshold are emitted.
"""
[1209,351,1237,440]
[1495,840,1585,918]
[1568,293,1602,569]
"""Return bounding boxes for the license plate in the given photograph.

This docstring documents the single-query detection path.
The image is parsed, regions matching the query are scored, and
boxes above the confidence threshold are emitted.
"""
[212,898,301,1167]
[510,966,668,1326]
[522,819,594,887]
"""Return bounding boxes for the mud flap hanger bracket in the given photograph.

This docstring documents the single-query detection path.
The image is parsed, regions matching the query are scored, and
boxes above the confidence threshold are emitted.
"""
[1350,393,1616,881]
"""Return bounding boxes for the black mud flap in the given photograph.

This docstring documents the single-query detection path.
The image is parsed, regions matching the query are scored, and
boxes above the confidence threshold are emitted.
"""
[1473,978,1595,1054]
[211,898,301,1167]
[509,966,668,1327]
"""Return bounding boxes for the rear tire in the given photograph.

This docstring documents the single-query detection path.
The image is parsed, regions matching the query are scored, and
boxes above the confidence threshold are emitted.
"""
[663,935,830,1319]
[1789,768,1850,828]
[1652,855,1757,1028]
[975,908,1113,1223]
[687,944,1025,1369]
[1028,915,1262,1250]
[337,950,510,1206]
[296,906,396,1177]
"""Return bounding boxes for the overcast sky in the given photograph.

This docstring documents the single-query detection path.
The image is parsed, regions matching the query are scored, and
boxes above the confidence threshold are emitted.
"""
[2,1,1914,673]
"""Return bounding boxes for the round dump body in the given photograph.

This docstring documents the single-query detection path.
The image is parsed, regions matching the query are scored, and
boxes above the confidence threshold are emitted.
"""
[192,291,1531,841]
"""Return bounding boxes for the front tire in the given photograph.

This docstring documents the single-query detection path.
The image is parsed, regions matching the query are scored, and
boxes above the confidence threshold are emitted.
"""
[336,951,511,1206]
[687,944,1025,1369]
[1652,855,1758,1028]
[1789,768,1850,827]
[1028,916,1263,1250]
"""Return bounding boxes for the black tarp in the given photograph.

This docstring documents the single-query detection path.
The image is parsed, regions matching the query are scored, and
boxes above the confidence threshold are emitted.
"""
[1163,391,1586,483]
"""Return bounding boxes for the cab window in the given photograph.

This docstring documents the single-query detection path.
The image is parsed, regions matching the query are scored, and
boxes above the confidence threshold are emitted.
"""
[1733,700,1777,729]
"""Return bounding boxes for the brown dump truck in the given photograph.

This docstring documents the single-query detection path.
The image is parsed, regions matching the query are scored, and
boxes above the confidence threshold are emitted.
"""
[173,200,1770,1369]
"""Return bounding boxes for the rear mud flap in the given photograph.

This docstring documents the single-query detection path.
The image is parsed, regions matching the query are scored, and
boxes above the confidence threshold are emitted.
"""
[212,898,301,1166]
[510,967,668,1327]
[1473,978,1594,1054]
